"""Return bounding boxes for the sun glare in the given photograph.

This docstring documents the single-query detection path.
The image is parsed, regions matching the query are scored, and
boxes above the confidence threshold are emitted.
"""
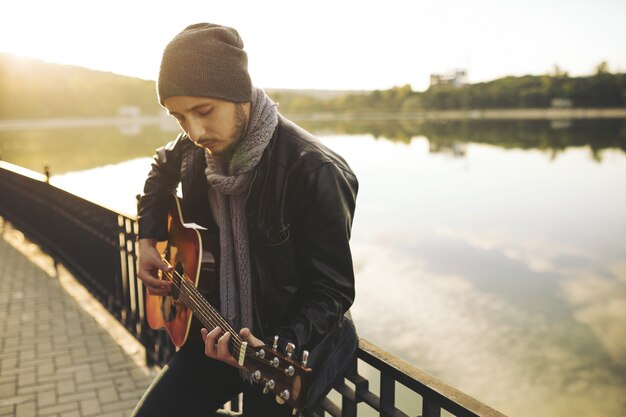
[1,0,626,90]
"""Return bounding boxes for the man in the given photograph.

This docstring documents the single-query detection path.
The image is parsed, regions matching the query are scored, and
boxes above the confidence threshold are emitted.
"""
[133,23,358,417]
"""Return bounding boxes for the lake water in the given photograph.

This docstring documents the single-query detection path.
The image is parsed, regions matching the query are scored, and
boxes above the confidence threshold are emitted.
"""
[1,118,625,416]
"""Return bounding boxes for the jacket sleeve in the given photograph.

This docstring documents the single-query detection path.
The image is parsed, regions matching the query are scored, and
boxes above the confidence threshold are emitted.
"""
[272,161,358,353]
[137,134,185,241]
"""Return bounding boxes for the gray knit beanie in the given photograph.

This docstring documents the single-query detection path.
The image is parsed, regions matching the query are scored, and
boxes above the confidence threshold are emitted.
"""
[157,23,252,105]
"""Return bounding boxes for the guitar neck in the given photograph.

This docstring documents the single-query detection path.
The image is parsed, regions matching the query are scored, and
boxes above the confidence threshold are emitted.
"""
[174,274,242,355]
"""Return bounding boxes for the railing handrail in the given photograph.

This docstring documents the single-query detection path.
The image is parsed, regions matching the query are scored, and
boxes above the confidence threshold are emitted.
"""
[354,338,506,417]
[0,160,48,181]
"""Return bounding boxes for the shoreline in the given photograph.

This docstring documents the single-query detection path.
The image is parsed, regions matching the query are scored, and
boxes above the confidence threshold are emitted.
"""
[0,114,176,131]
[0,108,625,131]
[290,107,626,122]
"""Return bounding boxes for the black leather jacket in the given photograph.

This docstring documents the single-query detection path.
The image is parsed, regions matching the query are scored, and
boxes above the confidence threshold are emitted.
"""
[138,114,358,357]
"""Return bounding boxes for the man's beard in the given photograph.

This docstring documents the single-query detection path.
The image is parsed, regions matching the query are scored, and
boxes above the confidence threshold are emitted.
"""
[232,103,249,145]
[219,103,248,158]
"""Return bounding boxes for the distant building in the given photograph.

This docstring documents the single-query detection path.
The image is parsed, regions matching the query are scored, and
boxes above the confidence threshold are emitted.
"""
[550,98,573,108]
[118,106,141,117]
[428,140,467,158]
[429,70,467,88]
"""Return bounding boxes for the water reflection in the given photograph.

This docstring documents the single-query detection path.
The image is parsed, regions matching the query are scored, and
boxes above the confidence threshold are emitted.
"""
[352,236,626,417]
[1,119,625,175]
[0,120,178,175]
[298,118,626,160]
[50,158,155,216]
[323,134,626,417]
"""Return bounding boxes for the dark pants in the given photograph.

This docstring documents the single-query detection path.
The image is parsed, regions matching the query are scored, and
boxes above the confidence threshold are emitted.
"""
[131,342,299,417]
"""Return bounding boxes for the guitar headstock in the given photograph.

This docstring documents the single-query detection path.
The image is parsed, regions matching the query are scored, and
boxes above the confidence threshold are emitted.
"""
[242,337,312,412]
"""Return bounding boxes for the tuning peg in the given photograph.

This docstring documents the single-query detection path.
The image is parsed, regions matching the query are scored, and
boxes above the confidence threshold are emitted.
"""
[263,379,275,394]
[286,342,295,359]
[255,349,265,359]
[270,357,280,367]
[284,365,295,376]
[275,390,290,405]
[252,370,261,381]
[272,335,279,351]
[301,350,309,367]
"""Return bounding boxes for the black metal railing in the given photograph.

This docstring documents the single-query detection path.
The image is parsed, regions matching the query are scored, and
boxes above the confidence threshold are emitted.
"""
[0,161,174,366]
[315,338,506,417]
[0,161,506,417]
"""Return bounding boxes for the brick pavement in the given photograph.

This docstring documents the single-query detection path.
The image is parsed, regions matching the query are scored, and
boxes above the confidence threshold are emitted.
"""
[0,218,153,417]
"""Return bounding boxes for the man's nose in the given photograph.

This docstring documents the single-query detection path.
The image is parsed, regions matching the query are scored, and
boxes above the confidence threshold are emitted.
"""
[187,119,206,142]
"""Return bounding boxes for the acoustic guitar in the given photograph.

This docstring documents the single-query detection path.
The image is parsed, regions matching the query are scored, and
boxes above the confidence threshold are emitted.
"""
[145,196,312,413]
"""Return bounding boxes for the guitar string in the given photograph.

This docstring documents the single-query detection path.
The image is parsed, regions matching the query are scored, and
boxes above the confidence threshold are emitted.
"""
[160,267,272,364]
[163,271,305,405]
[161,268,242,345]
[160,259,236,333]
[173,272,240,341]
[161,269,278,366]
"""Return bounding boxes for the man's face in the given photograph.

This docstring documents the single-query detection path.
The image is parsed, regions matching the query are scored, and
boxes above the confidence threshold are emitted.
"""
[164,95,250,155]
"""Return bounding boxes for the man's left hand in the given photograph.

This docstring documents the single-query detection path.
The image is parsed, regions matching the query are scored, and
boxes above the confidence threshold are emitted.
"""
[201,327,265,368]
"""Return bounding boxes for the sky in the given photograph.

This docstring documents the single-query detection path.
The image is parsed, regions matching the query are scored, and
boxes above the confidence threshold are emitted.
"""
[1,0,625,92]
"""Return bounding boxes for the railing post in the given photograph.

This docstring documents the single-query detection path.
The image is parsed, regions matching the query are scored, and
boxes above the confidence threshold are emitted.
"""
[422,398,441,417]
[44,164,50,183]
[341,357,358,417]
[380,373,395,417]
[42,164,59,273]
[117,215,132,326]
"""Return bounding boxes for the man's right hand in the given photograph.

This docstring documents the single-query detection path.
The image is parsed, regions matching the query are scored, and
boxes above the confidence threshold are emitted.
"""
[137,238,173,296]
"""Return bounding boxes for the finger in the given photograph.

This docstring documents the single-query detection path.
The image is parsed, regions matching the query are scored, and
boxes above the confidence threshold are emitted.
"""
[152,256,173,273]
[137,269,166,285]
[205,327,222,357]
[201,328,208,343]
[216,332,232,360]
[204,336,214,358]
[137,268,157,283]
[138,250,171,276]
[142,277,170,290]
[207,327,223,344]
[239,328,265,348]
[142,279,171,295]
[160,261,174,272]
[138,270,171,292]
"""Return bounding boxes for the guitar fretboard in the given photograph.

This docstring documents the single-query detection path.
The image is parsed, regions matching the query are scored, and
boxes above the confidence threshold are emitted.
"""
[164,266,244,358]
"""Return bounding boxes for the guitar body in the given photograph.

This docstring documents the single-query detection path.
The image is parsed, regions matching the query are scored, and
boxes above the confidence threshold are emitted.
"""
[145,196,219,347]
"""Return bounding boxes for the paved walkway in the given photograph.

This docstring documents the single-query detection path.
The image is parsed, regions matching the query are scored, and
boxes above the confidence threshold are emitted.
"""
[0,218,154,417]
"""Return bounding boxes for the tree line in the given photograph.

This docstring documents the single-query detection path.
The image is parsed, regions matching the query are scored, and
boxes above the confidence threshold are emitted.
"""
[273,63,626,115]
[0,53,162,120]
[1,54,624,121]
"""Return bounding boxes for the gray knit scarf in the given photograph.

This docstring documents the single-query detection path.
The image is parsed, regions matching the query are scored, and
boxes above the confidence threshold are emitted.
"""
[204,87,278,332]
